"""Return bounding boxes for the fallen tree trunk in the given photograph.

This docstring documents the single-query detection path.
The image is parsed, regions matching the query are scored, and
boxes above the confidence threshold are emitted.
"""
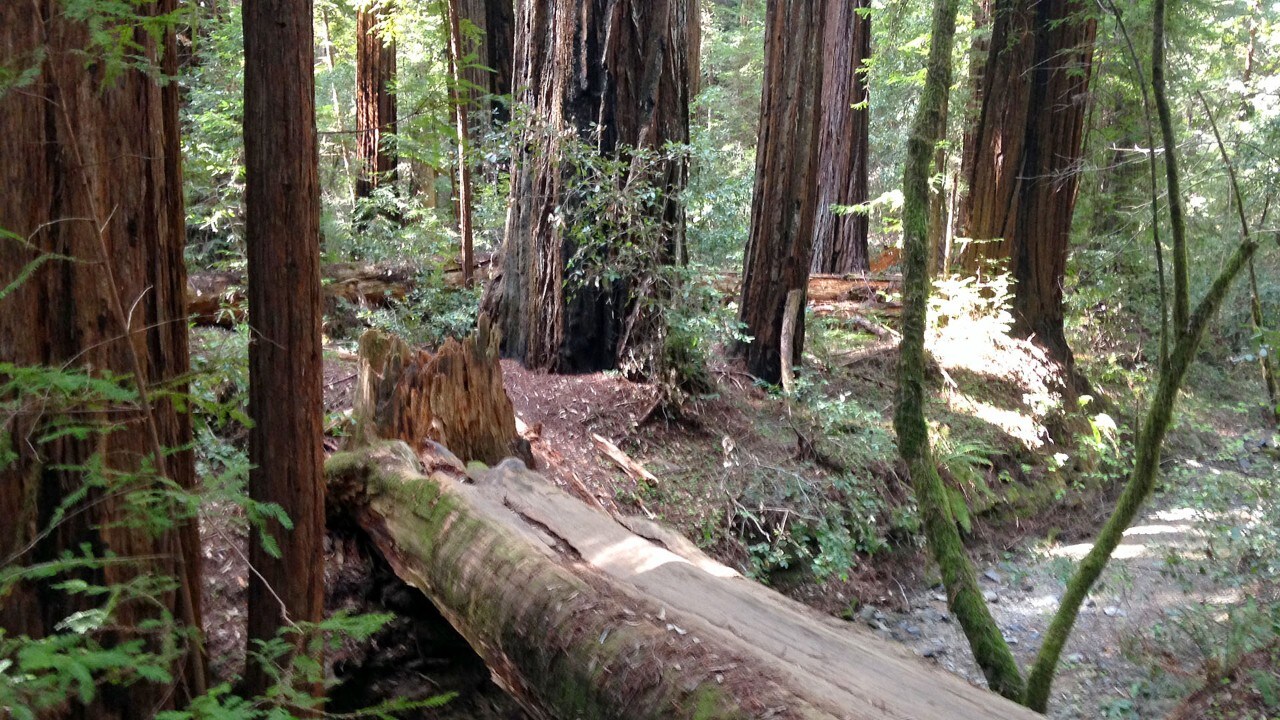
[186,259,491,325]
[188,265,899,327]
[326,442,1041,720]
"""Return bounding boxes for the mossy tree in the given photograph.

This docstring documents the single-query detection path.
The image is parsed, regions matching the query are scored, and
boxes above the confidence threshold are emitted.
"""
[896,0,1267,709]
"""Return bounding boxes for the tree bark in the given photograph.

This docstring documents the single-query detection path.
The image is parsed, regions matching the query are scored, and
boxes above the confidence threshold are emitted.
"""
[326,442,1043,720]
[0,0,206,713]
[482,0,692,376]
[457,0,516,125]
[242,0,327,701]
[445,0,478,286]
[810,0,872,275]
[737,0,826,384]
[955,0,1097,367]
[350,323,533,466]
[355,0,398,200]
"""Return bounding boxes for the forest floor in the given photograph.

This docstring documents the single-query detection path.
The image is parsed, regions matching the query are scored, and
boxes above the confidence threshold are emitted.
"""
[490,319,1280,719]
[193,314,1279,718]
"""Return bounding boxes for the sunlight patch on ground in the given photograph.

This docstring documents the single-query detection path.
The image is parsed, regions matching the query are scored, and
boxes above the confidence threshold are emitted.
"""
[945,391,1047,448]
[1049,542,1153,560]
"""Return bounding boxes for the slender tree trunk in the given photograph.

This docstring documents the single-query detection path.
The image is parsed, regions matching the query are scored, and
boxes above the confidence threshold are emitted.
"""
[0,0,206,713]
[355,1,398,201]
[242,0,326,703]
[810,0,872,275]
[320,6,353,180]
[737,0,826,384]
[894,0,1026,698]
[689,0,702,97]
[482,0,692,376]
[445,0,478,286]
[955,0,1097,367]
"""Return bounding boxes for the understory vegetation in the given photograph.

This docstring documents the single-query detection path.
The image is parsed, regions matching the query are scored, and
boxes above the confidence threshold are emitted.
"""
[3,0,1279,718]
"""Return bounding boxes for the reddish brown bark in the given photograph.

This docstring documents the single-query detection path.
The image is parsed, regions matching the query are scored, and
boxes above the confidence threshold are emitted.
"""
[738,0,826,383]
[355,1,398,199]
[458,0,516,125]
[0,1,205,714]
[482,0,692,375]
[956,0,1097,365]
[242,0,327,701]
[445,0,478,285]
[811,0,872,274]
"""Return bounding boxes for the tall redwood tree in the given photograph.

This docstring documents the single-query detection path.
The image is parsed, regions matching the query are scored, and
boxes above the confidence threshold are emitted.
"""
[482,0,693,375]
[457,0,516,125]
[738,0,827,383]
[0,0,206,713]
[355,0,398,200]
[811,0,872,275]
[242,0,326,701]
[956,0,1097,366]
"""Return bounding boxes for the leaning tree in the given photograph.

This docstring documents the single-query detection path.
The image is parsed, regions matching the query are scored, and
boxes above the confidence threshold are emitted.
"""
[737,0,827,384]
[482,0,693,375]
[0,1,206,712]
[955,0,1097,368]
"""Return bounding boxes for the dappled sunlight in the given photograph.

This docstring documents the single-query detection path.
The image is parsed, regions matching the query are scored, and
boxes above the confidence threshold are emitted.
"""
[1049,541,1152,560]
[945,390,1048,448]
[586,535,740,579]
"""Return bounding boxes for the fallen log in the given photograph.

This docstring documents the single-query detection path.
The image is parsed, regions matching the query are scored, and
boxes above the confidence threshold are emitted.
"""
[190,264,896,327]
[186,259,491,325]
[326,442,1041,720]
[712,273,900,306]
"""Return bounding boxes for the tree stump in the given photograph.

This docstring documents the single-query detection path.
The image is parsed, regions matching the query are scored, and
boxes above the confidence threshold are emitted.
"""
[351,320,533,466]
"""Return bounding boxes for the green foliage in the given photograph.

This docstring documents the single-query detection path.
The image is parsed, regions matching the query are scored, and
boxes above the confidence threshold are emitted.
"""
[733,466,891,584]
[62,0,189,83]
[181,3,246,267]
[0,336,449,717]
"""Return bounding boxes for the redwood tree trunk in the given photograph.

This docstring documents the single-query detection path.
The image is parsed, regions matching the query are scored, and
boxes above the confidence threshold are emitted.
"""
[458,0,516,125]
[0,1,205,714]
[810,0,871,275]
[445,0,478,285]
[242,0,327,701]
[738,0,826,383]
[482,0,692,376]
[355,1,398,199]
[955,0,1097,366]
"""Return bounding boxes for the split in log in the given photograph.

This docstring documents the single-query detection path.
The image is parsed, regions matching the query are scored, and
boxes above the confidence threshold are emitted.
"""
[351,322,532,467]
[325,441,1043,720]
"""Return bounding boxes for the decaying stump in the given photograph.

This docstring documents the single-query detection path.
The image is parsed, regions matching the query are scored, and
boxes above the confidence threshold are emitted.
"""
[325,442,1043,720]
[351,322,532,466]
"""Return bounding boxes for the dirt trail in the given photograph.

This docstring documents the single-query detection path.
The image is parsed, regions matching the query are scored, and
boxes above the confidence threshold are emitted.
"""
[859,494,1231,719]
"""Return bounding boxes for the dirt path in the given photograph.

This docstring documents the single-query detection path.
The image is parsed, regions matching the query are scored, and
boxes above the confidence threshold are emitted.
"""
[858,493,1235,718]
